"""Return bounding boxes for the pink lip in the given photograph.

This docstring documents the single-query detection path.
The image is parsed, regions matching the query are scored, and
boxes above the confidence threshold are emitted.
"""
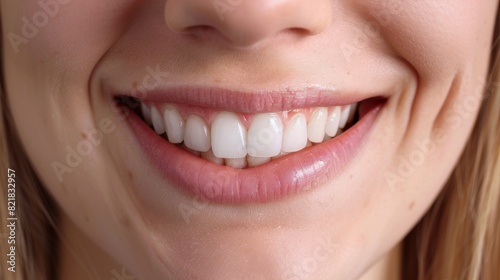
[129,86,375,113]
[119,88,384,204]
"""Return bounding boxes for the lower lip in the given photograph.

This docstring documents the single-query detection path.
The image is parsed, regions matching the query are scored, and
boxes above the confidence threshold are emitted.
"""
[125,101,383,204]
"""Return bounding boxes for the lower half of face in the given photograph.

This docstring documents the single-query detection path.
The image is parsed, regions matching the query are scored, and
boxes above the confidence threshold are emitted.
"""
[2,0,497,279]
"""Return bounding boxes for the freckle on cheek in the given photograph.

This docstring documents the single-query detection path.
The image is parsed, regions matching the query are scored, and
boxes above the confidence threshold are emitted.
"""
[408,201,415,210]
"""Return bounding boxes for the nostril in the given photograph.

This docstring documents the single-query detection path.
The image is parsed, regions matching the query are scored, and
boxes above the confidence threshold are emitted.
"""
[288,27,315,37]
[184,25,218,35]
[164,0,331,47]
[180,25,233,43]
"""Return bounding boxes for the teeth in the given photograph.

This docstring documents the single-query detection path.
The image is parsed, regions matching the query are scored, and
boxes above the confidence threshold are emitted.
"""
[184,115,211,152]
[305,141,313,148]
[201,149,224,165]
[141,102,360,168]
[164,106,184,143]
[282,114,308,153]
[339,105,351,129]
[307,107,328,143]
[180,143,201,156]
[141,103,152,126]
[151,107,166,135]
[225,157,247,169]
[247,113,283,157]
[325,107,341,137]
[272,151,289,160]
[247,156,271,167]
[211,112,247,159]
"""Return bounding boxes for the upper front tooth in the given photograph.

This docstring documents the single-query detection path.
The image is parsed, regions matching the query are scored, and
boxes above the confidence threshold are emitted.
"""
[325,106,341,137]
[307,107,328,143]
[141,103,152,126]
[339,105,351,129]
[247,113,283,157]
[282,113,307,153]
[184,115,211,152]
[163,106,184,143]
[211,112,247,159]
[151,107,166,135]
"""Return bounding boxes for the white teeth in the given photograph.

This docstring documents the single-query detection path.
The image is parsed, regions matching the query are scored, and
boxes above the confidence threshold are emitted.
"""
[247,113,283,157]
[141,103,152,126]
[325,107,341,137]
[247,156,271,167]
[225,157,247,169]
[339,105,351,129]
[141,101,359,167]
[180,143,201,156]
[282,114,308,153]
[164,106,184,143]
[184,115,211,152]
[151,107,166,135]
[201,149,224,165]
[307,107,328,143]
[211,112,247,159]
[272,151,289,160]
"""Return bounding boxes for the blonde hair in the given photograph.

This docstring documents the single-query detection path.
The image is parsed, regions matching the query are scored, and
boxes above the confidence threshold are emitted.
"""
[1,14,500,280]
[0,63,60,279]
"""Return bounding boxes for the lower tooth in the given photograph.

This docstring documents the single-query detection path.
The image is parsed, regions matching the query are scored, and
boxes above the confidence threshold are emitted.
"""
[180,144,200,156]
[271,152,289,160]
[247,156,271,167]
[201,149,224,165]
[225,157,247,169]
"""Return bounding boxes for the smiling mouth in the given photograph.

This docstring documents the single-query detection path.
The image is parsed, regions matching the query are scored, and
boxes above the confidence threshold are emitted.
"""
[126,100,358,168]
[114,87,385,203]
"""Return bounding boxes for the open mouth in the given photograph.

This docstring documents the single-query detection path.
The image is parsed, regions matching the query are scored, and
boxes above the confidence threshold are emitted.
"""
[114,88,385,203]
[126,101,358,168]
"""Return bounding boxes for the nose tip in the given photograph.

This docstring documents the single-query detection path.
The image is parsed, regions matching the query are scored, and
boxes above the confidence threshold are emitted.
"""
[164,0,331,48]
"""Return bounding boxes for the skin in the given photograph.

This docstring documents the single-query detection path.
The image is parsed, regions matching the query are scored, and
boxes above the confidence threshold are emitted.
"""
[1,0,498,279]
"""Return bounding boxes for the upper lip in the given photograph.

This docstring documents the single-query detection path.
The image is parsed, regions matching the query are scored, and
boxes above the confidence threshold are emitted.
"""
[116,86,381,113]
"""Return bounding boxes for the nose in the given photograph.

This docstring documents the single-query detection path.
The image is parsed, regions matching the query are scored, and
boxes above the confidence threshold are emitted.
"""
[164,0,332,48]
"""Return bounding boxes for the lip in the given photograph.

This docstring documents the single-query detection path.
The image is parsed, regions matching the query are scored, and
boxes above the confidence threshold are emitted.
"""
[117,87,384,204]
[126,86,379,113]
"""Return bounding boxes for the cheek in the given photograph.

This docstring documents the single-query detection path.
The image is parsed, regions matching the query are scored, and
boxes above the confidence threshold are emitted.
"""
[2,0,145,257]
[348,0,496,262]
[361,0,496,146]
[4,0,138,77]
[2,0,138,184]
[356,0,495,79]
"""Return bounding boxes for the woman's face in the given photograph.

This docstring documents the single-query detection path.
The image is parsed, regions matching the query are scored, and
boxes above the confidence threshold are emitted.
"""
[2,0,497,279]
